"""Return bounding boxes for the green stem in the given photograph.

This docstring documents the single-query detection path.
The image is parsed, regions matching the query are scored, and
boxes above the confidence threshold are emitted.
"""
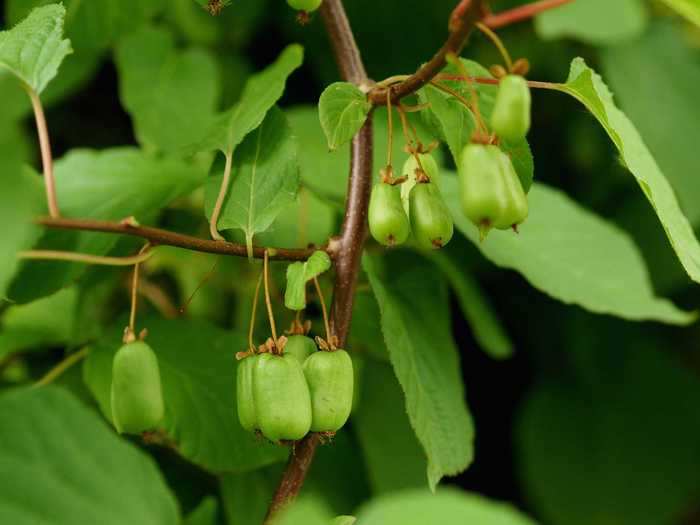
[18,249,154,266]
[34,348,90,387]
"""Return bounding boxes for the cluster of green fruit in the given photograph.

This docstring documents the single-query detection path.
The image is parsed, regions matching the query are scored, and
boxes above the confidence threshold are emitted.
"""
[459,75,531,238]
[237,335,354,442]
[111,340,165,434]
[369,153,453,250]
[369,74,532,246]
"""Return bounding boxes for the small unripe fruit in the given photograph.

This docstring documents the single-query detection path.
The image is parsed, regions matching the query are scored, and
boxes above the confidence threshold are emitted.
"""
[491,75,531,142]
[409,182,454,250]
[287,0,322,12]
[254,353,312,442]
[284,335,317,364]
[236,354,258,432]
[303,349,353,432]
[493,150,528,230]
[111,341,164,434]
[369,183,411,246]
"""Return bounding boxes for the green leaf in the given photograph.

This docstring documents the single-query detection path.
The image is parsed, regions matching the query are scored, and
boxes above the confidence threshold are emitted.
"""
[0,4,72,94]
[356,489,538,525]
[115,27,220,153]
[83,317,287,473]
[7,0,165,54]
[354,362,427,493]
[430,251,513,360]
[601,22,700,225]
[220,466,283,525]
[255,187,337,249]
[275,496,333,525]
[658,0,700,27]
[204,107,299,251]
[0,386,179,525]
[318,82,372,151]
[332,518,356,525]
[557,58,700,285]
[417,60,533,193]
[9,148,206,303]
[0,287,77,358]
[364,252,475,490]
[535,0,647,44]
[0,142,43,299]
[443,176,695,324]
[284,250,332,311]
[194,44,303,156]
[184,497,218,525]
[517,343,700,525]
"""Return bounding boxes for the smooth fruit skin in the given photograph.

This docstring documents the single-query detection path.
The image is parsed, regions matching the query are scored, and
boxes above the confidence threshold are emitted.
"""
[284,335,317,364]
[303,349,353,432]
[493,149,528,230]
[490,75,531,142]
[408,183,454,250]
[111,341,164,434]
[369,183,411,246]
[401,153,440,212]
[236,354,259,432]
[287,0,322,12]
[459,144,509,236]
[254,353,312,442]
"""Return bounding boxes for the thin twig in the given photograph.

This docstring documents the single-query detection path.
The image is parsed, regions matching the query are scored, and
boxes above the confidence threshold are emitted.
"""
[248,271,264,351]
[312,277,332,344]
[34,348,90,387]
[263,251,278,346]
[367,0,487,105]
[27,89,59,218]
[37,217,318,261]
[209,151,234,241]
[476,21,513,71]
[18,249,154,266]
[128,243,151,337]
[483,0,574,29]
[385,89,394,168]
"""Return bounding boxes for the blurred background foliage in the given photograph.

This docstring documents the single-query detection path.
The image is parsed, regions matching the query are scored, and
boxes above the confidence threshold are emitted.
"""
[1,0,700,524]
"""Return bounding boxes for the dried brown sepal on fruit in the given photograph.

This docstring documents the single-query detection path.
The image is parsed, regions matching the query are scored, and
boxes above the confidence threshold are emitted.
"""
[206,0,224,15]
[258,336,288,355]
[315,335,339,352]
[285,318,312,336]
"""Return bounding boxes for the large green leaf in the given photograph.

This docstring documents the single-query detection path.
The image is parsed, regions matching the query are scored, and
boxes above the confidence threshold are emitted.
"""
[115,27,219,153]
[364,252,474,490]
[9,148,206,303]
[0,4,72,94]
[444,176,694,324]
[0,386,179,525]
[318,82,372,151]
[430,251,513,360]
[353,362,427,493]
[517,343,700,525]
[194,44,303,156]
[284,250,332,311]
[220,466,282,525]
[658,0,700,26]
[204,108,299,251]
[355,489,538,525]
[6,0,165,54]
[556,58,700,285]
[0,136,43,298]
[417,60,534,193]
[535,0,647,44]
[601,22,700,225]
[0,287,77,358]
[83,317,287,473]
[184,498,218,525]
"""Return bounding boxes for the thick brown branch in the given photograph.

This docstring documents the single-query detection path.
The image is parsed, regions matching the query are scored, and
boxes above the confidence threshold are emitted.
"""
[36,217,318,261]
[483,0,574,30]
[367,0,487,105]
[264,0,374,522]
